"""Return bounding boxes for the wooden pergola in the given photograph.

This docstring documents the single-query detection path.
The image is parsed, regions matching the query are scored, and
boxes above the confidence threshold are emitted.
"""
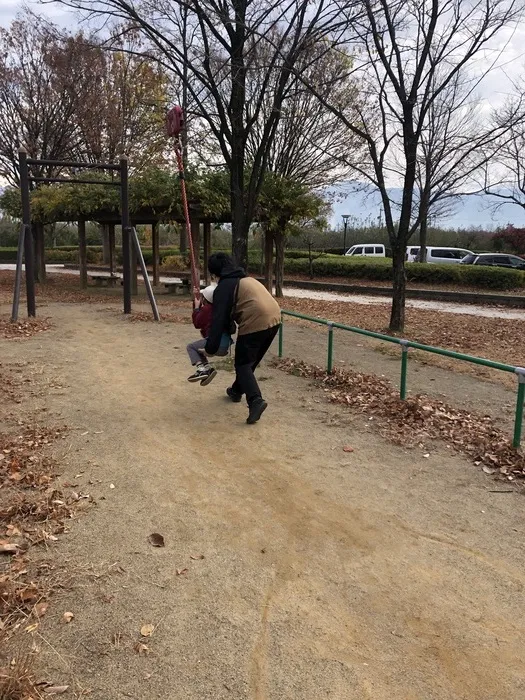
[33,202,232,292]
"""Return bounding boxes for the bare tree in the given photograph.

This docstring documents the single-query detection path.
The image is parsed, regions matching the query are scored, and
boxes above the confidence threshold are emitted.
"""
[70,30,168,170]
[413,71,522,262]
[50,0,350,268]
[296,0,522,330]
[0,11,84,184]
[246,42,361,291]
[481,83,525,216]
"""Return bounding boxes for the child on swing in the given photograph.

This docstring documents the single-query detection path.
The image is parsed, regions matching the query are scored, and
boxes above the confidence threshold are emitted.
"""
[187,285,231,385]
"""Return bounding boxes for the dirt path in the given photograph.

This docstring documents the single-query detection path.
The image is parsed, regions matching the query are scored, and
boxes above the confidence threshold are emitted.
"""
[2,302,525,700]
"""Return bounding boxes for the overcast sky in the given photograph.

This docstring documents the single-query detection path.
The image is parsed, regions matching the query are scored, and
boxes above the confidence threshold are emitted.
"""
[2,1,525,226]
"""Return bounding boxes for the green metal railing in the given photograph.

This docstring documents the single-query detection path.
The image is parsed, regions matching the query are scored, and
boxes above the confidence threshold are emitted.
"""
[278,310,525,449]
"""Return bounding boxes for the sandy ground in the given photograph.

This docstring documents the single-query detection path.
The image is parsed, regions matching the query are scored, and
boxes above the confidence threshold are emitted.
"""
[2,301,525,700]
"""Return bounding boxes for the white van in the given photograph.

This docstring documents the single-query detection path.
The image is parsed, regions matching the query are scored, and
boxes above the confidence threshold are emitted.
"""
[406,246,473,264]
[345,244,386,257]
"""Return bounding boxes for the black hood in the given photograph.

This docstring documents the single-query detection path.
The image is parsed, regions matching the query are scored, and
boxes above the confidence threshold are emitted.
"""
[220,265,246,280]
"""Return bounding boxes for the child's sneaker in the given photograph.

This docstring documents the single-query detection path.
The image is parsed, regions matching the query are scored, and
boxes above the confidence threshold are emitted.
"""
[187,369,206,382]
[200,367,217,386]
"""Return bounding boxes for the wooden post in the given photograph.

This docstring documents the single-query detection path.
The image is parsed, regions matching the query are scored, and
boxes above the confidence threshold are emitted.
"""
[34,222,46,284]
[152,221,160,286]
[79,219,88,289]
[102,223,110,264]
[109,223,115,275]
[203,222,211,286]
[190,218,201,291]
[131,222,138,296]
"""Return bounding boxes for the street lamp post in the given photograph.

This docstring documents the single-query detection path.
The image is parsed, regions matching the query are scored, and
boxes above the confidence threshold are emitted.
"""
[342,214,350,254]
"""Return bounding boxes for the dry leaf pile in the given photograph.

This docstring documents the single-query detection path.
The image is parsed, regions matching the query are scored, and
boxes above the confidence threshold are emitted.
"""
[128,311,189,325]
[0,317,52,340]
[274,358,525,478]
[284,297,525,370]
[0,364,81,697]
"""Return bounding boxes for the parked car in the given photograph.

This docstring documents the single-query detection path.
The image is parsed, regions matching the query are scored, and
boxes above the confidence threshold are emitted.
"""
[406,246,474,264]
[460,253,525,270]
[345,244,386,257]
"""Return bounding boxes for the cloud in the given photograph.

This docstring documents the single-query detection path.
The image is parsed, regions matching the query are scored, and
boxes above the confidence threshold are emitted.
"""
[0,1,76,28]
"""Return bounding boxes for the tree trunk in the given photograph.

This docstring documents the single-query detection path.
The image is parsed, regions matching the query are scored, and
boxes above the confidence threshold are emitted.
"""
[179,224,187,253]
[308,241,314,279]
[231,175,249,269]
[389,244,406,331]
[264,229,273,292]
[274,232,285,298]
[418,212,428,263]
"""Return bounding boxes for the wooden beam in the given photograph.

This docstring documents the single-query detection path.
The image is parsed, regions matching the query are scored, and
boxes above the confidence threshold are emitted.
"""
[78,219,88,289]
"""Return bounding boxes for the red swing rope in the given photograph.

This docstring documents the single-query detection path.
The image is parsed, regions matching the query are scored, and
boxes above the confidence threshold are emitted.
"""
[167,106,200,303]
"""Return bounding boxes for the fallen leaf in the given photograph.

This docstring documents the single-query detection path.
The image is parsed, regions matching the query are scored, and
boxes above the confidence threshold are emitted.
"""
[35,602,48,617]
[147,533,165,547]
[190,554,205,560]
[133,642,150,656]
[5,525,21,537]
[0,542,20,554]
[342,446,354,453]
[176,568,188,576]
[140,623,155,637]
[482,465,497,475]
[25,623,39,633]
[43,686,69,695]
[63,612,74,623]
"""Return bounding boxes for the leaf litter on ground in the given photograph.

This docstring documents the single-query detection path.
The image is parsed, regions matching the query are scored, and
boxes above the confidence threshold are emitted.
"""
[273,358,525,478]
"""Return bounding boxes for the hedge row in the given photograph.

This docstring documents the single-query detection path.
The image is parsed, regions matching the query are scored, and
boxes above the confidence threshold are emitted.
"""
[284,257,525,290]
[0,246,318,264]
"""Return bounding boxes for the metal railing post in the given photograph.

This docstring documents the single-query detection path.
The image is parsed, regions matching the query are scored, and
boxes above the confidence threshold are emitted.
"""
[327,322,334,373]
[400,339,409,400]
[278,319,283,358]
[513,369,525,449]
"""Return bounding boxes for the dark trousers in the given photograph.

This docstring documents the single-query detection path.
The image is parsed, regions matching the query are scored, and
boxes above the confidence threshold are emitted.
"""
[232,325,280,405]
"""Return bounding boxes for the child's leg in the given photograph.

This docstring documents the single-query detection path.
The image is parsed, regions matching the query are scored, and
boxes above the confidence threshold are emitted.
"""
[187,338,208,366]
[186,338,217,385]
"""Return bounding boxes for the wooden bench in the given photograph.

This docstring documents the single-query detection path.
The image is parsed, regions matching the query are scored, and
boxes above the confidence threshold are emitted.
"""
[163,279,191,295]
[90,274,120,287]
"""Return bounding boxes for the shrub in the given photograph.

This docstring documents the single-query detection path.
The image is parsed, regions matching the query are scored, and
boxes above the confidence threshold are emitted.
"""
[457,264,523,290]
[161,254,190,271]
[0,247,19,262]
[283,256,524,290]
[45,249,78,263]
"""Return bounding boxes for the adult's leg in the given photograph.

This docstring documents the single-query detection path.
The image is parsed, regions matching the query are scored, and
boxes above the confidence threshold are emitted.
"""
[251,324,279,372]
[186,338,208,365]
[232,327,278,404]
